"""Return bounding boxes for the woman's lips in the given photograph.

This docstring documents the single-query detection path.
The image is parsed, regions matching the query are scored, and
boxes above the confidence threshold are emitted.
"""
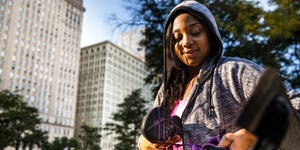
[183,49,198,58]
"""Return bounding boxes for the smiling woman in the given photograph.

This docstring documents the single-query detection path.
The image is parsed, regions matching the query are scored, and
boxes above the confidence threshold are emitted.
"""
[173,13,210,69]
[138,0,300,150]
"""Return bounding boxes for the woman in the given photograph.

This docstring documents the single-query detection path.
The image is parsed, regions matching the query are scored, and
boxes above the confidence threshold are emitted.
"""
[139,0,300,149]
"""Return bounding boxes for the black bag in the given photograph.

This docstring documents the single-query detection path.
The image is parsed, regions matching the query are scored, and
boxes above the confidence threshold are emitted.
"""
[140,106,183,143]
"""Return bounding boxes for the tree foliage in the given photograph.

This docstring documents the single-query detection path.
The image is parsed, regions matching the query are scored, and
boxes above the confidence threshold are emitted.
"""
[47,137,80,150]
[0,90,48,150]
[105,89,148,150]
[263,0,300,88]
[112,0,300,98]
[21,129,49,150]
[78,125,101,150]
[210,0,300,88]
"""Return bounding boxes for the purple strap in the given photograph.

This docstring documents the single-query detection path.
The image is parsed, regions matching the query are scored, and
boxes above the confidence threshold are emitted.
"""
[174,135,227,150]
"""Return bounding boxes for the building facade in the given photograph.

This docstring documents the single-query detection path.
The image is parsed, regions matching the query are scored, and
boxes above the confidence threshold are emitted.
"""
[76,40,148,149]
[119,27,146,62]
[0,0,84,141]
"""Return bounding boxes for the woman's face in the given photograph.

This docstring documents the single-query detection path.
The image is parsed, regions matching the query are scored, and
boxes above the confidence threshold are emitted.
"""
[172,13,210,68]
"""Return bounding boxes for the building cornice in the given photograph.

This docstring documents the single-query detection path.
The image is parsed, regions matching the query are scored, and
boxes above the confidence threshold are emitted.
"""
[81,40,146,63]
[65,0,86,12]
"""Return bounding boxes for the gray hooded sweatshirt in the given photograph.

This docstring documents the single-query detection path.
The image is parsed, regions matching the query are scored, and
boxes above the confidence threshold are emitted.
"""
[153,0,300,149]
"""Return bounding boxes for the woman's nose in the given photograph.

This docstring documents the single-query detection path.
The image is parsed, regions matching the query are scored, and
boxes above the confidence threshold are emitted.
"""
[180,34,192,48]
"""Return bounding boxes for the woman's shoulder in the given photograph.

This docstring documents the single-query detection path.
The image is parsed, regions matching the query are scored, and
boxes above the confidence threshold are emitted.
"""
[215,56,264,91]
[214,56,264,102]
[217,56,264,73]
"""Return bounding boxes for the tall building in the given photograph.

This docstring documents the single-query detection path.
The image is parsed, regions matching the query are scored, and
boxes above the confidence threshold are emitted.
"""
[76,40,149,149]
[119,27,146,62]
[119,27,154,109]
[0,0,85,141]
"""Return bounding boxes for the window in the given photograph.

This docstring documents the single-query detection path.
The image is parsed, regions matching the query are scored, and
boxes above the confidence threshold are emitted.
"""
[0,51,4,56]
[3,34,7,39]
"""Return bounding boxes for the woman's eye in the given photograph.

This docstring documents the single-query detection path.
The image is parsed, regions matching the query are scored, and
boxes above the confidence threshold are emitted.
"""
[191,30,202,36]
[173,34,182,41]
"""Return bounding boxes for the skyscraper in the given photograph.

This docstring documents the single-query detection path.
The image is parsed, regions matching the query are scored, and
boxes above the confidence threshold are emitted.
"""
[0,0,85,141]
[119,27,146,62]
[76,40,149,149]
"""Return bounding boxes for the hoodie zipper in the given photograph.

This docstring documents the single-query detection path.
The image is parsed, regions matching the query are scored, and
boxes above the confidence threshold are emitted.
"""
[180,69,215,150]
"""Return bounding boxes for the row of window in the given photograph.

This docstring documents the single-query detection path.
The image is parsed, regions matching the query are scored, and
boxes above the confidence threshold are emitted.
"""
[79,59,145,81]
[66,9,81,27]
[82,47,144,67]
[0,0,12,5]
[9,70,76,100]
[41,124,72,137]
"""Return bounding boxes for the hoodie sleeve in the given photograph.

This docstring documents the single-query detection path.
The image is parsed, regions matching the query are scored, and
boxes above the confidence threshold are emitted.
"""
[286,89,300,117]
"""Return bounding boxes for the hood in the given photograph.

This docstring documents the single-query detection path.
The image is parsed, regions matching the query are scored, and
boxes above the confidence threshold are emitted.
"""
[163,0,223,85]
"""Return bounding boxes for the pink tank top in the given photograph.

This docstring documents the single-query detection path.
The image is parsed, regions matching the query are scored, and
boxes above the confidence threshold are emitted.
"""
[171,99,189,150]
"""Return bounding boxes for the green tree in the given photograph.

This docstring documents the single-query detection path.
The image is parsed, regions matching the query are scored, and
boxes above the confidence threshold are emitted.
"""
[206,0,269,63]
[78,125,101,150]
[105,89,148,150]
[0,90,48,150]
[21,129,48,150]
[69,137,80,149]
[0,90,22,149]
[54,137,67,149]
[112,0,300,98]
[48,137,79,150]
[263,0,300,88]
[210,0,300,89]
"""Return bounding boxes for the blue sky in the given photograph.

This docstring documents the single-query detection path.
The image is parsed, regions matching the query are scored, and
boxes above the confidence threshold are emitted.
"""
[80,0,129,47]
[80,0,270,48]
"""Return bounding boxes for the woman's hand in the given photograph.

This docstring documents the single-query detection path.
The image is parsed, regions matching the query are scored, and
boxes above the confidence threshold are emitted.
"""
[139,135,181,150]
[218,128,257,150]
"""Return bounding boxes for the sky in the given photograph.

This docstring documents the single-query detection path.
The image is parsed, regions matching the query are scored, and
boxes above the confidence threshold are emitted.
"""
[80,0,130,47]
[80,0,270,48]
